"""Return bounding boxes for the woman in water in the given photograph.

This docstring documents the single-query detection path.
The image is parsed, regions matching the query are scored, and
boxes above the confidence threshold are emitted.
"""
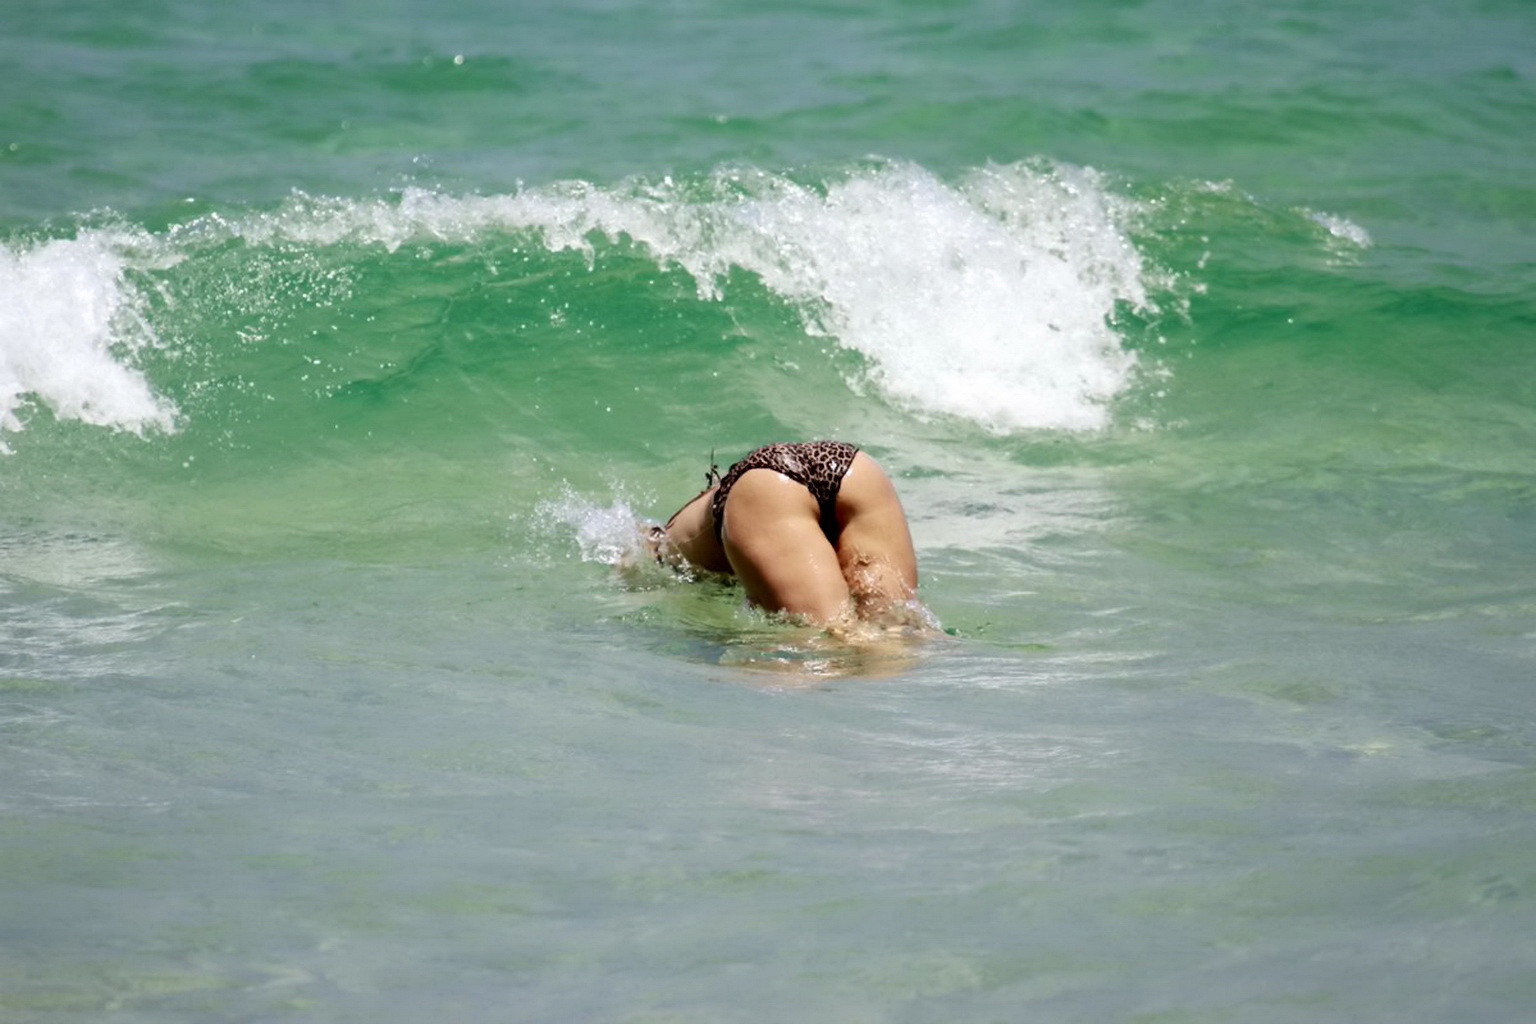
[649,441,920,627]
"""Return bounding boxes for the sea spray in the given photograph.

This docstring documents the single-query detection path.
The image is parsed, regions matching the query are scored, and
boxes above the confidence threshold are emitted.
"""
[0,231,177,444]
[533,485,653,567]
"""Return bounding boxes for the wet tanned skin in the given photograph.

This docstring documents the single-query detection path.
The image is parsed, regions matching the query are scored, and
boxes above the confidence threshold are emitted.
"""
[658,451,917,626]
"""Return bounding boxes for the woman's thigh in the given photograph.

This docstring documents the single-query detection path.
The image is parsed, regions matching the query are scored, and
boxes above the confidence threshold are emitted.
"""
[834,453,918,603]
[720,468,851,623]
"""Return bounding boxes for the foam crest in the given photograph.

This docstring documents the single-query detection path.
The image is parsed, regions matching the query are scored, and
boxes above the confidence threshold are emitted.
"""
[698,162,1152,431]
[0,231,176,445]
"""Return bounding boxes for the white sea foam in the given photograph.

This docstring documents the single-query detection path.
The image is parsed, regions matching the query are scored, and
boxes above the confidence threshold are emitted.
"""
[709,161,1152,432]
[1305,209,1372,248]
[0,231,177,445]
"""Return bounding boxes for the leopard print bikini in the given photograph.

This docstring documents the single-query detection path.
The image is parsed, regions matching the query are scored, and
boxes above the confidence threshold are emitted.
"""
[709,440,859,544]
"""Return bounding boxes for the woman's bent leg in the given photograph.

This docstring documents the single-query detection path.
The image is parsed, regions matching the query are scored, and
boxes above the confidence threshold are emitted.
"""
[833,453,918,615]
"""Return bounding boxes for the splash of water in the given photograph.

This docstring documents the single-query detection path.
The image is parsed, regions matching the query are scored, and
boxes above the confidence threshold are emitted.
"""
[533,487,651,567]
[0,231,177,447]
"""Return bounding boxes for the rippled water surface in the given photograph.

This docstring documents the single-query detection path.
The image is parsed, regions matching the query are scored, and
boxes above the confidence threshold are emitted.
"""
[2,0,1534,1020]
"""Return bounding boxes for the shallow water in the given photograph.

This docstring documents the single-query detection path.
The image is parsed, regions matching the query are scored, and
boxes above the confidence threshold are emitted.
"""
[3,0,1535,1020]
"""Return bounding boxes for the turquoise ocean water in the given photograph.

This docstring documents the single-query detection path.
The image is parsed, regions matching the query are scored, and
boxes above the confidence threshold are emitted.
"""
[3,0,1534,1020]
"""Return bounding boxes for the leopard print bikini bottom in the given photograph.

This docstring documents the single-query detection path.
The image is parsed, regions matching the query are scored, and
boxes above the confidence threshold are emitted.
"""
[709,440,860,544]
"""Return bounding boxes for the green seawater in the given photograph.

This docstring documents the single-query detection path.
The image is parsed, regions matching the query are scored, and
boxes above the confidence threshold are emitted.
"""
[2,1,1534,1021]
